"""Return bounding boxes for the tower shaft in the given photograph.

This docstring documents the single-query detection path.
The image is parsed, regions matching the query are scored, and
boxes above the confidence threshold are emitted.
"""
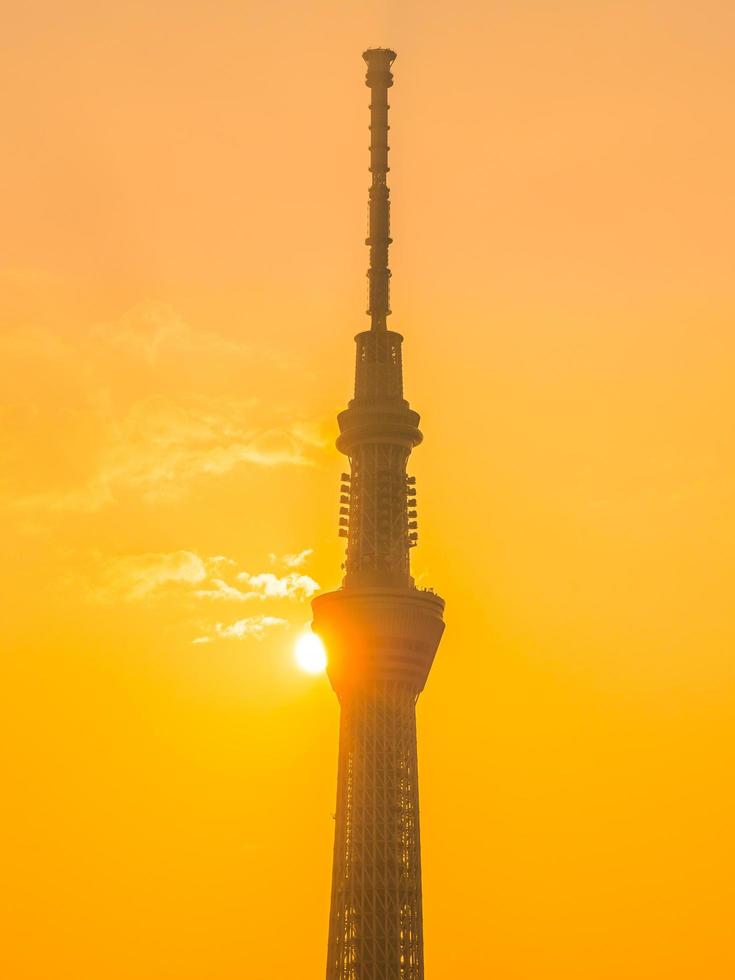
[313,49,445,980]
[326,684,423,979]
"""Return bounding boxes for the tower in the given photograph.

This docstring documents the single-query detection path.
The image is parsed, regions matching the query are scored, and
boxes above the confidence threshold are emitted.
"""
[311,49,445,980]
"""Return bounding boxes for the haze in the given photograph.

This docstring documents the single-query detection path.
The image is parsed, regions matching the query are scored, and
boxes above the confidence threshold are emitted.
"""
[2,2,734,978]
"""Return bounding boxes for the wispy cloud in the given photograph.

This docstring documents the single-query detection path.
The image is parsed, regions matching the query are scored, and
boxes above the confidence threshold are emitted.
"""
[1,298,325,514]
[272,548,313,568]
[193,616,288,644]
[89,550,319,603]
[90,550,208,601]
[194,578,253,601]
[237,571,319,599]
[195,570,319,602]
[17,395,313,512]
[90,300,253,366]
[85,548,318,642]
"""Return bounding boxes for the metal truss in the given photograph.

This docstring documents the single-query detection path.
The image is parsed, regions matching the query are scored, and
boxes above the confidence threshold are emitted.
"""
[345,442,412,584]
[326,683,424,980]
[354,330,404,402]
[337,327,420,587]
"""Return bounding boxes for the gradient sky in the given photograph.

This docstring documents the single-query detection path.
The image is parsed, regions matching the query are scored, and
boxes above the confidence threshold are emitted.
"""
[2,2,734,978]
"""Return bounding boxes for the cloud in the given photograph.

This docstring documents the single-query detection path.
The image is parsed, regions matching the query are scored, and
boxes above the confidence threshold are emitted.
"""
[87,547,317,610]
[194,578,253,601]
[193,616,288,643]
[78,547,318,646]
[90,300,252,366]
[17,395,313,512]
[272,548,313,568]
[1,297,324,514]
[195,570,320,602]
[91,550,208,601]
[236,571,320,600]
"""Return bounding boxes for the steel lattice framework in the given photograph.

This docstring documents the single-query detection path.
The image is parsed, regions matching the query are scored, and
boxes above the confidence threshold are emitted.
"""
[312,49,445,980]
[327,684,423,979]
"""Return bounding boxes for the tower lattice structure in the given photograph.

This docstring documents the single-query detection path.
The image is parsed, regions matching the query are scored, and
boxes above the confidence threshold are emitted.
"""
[312,49,445,980]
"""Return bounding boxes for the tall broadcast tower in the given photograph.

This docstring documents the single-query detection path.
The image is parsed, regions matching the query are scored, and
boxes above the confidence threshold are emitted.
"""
[311,49,446,980]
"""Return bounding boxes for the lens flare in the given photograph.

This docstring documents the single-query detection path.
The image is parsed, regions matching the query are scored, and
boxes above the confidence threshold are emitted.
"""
[294,631,327,674]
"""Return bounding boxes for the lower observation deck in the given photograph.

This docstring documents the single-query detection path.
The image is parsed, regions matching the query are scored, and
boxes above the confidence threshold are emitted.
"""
[312,586,445,697]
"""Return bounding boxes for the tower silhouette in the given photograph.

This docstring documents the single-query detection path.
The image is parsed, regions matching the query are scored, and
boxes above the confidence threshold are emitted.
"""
[311,49,445,980]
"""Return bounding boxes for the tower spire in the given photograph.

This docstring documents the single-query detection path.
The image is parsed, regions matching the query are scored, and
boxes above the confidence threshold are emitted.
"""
[364,48,396,331]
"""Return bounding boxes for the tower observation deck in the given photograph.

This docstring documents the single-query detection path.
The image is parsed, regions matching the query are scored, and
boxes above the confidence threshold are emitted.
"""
[311,49,446,980]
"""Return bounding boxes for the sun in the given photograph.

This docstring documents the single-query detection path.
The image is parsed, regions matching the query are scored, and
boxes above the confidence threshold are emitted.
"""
[294,631,327,675]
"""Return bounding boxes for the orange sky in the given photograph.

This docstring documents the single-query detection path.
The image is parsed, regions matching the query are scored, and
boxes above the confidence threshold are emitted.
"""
[2,2,734,978]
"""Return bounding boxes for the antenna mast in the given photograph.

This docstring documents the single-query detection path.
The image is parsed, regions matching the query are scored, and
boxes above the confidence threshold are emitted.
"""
[364,48,396,331]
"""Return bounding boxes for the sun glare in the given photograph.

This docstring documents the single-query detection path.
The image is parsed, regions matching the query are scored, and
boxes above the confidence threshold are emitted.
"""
[294,631,327,675]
